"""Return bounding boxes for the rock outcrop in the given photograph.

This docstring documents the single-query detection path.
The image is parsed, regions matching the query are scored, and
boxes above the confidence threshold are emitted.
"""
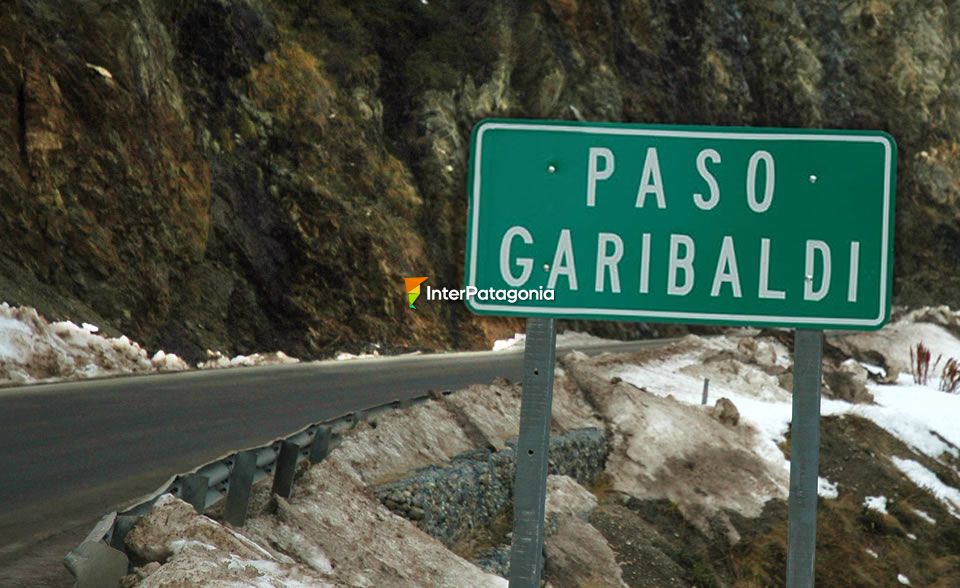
[2,1,959,359]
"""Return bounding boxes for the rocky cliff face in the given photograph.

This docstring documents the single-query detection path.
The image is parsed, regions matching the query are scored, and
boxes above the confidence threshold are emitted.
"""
[1,0,958,360]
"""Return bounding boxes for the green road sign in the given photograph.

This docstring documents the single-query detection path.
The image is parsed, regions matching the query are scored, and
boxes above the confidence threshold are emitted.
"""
[464,119,896,330]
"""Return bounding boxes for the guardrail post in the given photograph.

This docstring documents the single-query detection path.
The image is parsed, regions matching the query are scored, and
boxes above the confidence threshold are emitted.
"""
[353,409,367,427]
[63,541,128,588]
[272,440,302,498]
[223,451,258,526]
[309,426,332,463]
[110,514,140,551]
[181,474,209,513]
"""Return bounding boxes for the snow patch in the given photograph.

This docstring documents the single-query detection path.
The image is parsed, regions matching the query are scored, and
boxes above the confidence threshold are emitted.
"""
[151,350,189,372]
[169,540,216,553]
[860,362,886,377]
[334,351,380,361]
[855,382,960,459]
[891,457,960,518]
[0,303,301,386]
[833,318,960,375]
[85,62,114,79]
[0,303,168,384]
[912,508,936,524]
[242,461,509,588]
[492,333,525,351]
[197,350,299,369]
[557,330,621,347]
[863,496,888,514]
[818,477,839,499]
[611,341,797,482]
[492,330,620,351]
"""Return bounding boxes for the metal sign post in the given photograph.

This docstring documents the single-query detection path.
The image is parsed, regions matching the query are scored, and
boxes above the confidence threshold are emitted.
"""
[507,317,557,587]
[787,329,824,587]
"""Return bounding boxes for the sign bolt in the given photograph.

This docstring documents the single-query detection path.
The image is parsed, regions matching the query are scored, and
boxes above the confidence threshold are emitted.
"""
[809,174,818,183]
[543,264,550,272]
[547,164,557,174]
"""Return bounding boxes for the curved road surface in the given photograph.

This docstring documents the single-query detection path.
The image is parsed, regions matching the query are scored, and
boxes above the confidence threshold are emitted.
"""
[0,340,664,586]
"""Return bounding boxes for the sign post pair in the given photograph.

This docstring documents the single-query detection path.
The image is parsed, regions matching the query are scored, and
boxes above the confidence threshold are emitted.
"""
[465,119,896,587]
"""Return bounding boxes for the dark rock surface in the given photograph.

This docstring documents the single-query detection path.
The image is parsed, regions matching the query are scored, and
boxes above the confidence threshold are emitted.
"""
[2,1,958,359]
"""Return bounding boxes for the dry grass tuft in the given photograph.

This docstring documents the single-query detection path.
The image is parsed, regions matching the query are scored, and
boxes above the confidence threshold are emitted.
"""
[910,342,940,385]
[939,357,960,393]
[909,341,960,393]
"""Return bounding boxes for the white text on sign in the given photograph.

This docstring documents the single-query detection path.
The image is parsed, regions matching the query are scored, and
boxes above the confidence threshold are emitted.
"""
[501,147,861,303]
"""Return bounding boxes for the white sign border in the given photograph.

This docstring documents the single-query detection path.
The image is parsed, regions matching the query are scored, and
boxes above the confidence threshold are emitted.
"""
[466,122,894,327]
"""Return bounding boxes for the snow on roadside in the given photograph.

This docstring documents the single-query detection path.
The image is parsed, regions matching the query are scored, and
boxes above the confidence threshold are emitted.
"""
[0,303,188,385]
[0,302,299,386]
[124,494,334,587]
[245,461,508,588]
[334,351,380,361]
[492,333,525,351]
[151,350,189,371]
[124,389,526,587]
[119,310,960,586]
[197,350,299,369]
[564,344,790,526]
[585,309,960,547]
[492,330,620,351]
[610,326,960,487]
[598,313,960,536]
[611,337,797,482]
[557,330,622,347]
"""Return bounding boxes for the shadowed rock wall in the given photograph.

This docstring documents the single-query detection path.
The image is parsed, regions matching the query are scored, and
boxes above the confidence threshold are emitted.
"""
[1,0,957,359]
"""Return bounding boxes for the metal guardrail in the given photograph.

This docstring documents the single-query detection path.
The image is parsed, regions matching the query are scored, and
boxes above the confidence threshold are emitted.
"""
[64,392,439,587]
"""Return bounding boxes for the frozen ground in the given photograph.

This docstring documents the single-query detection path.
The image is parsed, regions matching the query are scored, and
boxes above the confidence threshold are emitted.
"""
[605,326,960,519]
[119,308,960,586]
[120,377,583,586]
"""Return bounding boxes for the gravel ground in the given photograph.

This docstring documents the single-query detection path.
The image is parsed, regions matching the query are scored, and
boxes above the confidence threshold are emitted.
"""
[375,428,609,547]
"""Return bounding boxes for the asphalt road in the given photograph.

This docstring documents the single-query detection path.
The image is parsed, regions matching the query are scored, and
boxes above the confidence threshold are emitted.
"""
[0,339,664,586]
